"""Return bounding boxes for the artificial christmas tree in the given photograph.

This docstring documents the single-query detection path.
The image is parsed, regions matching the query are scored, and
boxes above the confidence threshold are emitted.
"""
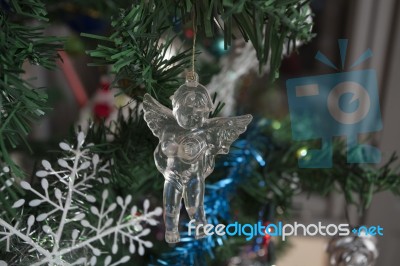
[1,1,399,266]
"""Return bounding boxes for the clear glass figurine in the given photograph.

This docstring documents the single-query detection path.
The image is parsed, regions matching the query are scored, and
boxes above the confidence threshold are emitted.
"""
[143,72,252,243]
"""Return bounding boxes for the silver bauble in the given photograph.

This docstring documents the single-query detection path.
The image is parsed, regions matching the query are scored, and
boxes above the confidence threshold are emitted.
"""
[327,235,378,266]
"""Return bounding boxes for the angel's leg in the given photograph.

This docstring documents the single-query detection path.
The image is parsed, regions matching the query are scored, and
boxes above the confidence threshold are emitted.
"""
[164,176,183,243]
[183,176,207,239]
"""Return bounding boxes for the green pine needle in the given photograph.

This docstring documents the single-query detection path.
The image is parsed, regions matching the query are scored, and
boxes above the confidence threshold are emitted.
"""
[1,0,63,213]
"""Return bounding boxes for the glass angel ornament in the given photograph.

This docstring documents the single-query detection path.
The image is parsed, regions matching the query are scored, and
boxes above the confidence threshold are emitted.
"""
[143,73,252,243]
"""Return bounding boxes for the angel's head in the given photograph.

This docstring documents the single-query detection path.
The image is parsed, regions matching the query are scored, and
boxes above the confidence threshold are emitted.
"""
[172,85,213,130]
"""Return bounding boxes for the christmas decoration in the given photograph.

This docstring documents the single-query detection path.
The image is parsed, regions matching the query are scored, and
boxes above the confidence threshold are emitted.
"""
[4,1,400,266]
[143,72,252,243]
[93,79,114,120]
[153,118,268,266]
[77,74,137,140]
[327,235,379,266]
[0,167,13,213]
[0,132,162,265]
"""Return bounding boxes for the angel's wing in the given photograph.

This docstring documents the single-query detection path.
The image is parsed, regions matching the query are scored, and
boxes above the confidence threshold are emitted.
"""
[142,93,177,139]
[205,114,252,154]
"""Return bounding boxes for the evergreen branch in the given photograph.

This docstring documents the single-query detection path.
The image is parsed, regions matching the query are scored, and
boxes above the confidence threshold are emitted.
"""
[178,0,314,79]
[83,3,192,104]
[240,119,400,224]
[0,0,63,180]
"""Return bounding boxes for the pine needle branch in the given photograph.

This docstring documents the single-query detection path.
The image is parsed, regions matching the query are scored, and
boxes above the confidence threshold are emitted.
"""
[0,0,63,214]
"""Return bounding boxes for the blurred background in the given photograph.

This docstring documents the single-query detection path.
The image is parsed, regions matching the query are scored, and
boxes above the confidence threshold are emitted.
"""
[5,0,400,265]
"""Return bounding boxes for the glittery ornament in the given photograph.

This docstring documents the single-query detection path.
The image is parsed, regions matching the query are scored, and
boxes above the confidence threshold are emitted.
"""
[327,235,379,266]
[143,72,252,243]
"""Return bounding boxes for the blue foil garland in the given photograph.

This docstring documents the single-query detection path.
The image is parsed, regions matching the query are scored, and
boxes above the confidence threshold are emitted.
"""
[151,118,271,266]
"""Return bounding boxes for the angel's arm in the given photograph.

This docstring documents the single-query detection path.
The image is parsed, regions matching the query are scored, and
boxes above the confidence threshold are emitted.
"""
[160,129,179,157]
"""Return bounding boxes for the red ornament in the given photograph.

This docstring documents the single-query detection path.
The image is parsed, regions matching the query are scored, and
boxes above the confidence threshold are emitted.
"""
[100,80,110,91]
[184,28,194,39]
[93,78,113,120]
[93,102,112,119]
[263,222,272,247]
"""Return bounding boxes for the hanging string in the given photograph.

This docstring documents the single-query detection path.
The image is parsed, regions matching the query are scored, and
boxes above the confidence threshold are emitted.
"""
[191,9,197,74]
[188,7,197,81]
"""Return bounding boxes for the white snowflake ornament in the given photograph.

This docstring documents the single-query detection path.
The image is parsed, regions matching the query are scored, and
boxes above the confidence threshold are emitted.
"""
[0,132,162,265]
